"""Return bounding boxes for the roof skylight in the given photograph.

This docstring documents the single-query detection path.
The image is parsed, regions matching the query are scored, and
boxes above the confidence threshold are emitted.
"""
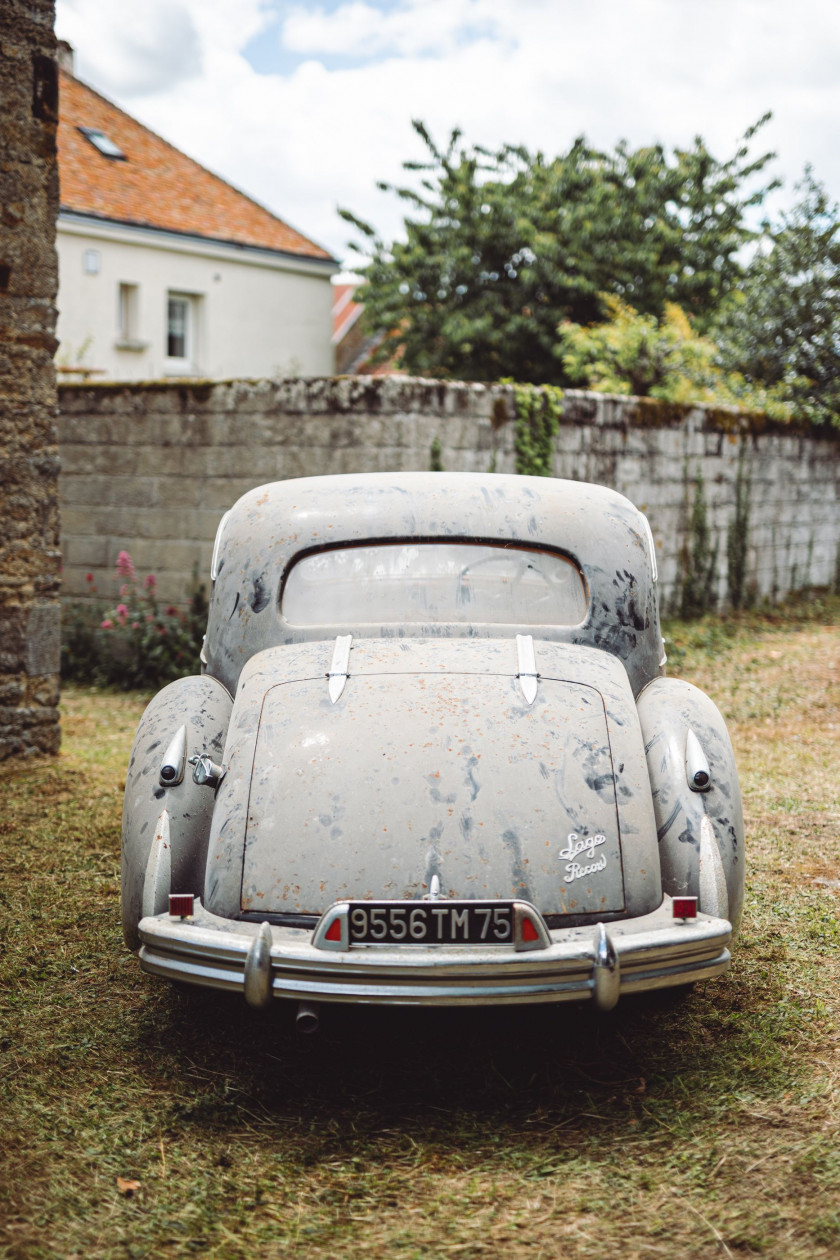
[78,126,126,160]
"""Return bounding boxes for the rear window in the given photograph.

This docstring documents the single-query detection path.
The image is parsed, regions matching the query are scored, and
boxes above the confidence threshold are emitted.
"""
[281,542,587,627]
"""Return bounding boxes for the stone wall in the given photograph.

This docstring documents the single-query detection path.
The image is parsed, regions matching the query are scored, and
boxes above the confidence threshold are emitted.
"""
[0,2,61,759]
[58,377,840,616]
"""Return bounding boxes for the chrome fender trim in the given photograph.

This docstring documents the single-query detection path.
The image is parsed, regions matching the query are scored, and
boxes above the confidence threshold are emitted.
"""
[142,810,171,919]
[698,814,729,919]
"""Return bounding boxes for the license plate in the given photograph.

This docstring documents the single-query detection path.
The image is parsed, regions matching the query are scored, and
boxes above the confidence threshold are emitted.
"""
[347,901,514,945]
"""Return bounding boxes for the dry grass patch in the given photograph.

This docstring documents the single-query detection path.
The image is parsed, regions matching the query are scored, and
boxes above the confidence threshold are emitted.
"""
[1,607,839,1258]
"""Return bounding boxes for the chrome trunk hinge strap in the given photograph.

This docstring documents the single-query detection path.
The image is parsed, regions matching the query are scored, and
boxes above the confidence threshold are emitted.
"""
[328,634,352,704]
[515,634,538,705]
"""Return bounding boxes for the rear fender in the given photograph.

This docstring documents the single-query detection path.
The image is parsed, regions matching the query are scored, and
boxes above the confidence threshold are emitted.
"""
[637,677,745,937]
[121,675,232,949]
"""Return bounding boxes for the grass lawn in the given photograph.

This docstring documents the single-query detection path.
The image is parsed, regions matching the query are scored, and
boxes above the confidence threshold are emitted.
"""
[1,606,839,1259]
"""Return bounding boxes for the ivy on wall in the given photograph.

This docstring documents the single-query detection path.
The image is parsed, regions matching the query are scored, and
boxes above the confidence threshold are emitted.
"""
[680,466,719,618]
[512,384,563,476]
[726,444,752,609]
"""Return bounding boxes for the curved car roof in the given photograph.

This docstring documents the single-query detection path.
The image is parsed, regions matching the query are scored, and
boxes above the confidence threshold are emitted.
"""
[204,472,662,695]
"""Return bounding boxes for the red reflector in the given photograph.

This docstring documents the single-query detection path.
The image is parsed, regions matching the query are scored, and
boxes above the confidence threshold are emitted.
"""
[325,918,342,942]
[673,896,698,920]
[169,893,194,918]
[521,916,539,942]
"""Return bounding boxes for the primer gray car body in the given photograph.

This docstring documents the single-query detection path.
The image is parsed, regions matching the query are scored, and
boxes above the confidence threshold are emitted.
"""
[122,472,744,1014]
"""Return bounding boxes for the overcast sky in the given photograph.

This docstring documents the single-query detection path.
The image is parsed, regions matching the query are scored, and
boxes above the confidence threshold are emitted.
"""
[55,0,840,269]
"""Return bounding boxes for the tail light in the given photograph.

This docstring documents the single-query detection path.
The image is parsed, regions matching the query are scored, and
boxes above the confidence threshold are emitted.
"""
[169,893,194,918]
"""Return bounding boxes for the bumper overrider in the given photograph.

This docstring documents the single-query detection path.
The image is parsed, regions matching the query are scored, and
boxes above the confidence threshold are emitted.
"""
[137,897,732,1012]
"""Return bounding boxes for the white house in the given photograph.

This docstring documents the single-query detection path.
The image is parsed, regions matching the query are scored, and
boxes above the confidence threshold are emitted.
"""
[56,47,337,382]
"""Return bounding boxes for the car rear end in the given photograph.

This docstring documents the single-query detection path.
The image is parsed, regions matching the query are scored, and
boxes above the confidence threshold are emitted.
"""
[137,635,732,1011]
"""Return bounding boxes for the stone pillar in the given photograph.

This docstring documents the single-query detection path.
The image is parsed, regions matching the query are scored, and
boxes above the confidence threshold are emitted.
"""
[0,0,61,758]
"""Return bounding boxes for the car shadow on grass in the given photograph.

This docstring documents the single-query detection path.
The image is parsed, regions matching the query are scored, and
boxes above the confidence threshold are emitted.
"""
[129,963,797,1150]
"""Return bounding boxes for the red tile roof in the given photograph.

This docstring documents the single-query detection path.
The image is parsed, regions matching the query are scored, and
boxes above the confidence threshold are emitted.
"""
[331,282,364,341]
[58,69,334,262]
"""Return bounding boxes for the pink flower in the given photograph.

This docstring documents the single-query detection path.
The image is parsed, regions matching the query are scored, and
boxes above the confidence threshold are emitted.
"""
[165,605,178,616]
[116,551,135,580]
[85,573,94,583]
[116,603,128,617]
[131,621,139,629]
[159,626,167,635]
[144,574,156,590]
[120,584,130,598]
[101,618,114,629]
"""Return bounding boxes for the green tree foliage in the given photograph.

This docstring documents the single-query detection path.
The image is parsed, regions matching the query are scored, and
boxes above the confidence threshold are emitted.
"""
[716,170,840,428]
[557,296,788,411]
[340,118,777,384]
[558,297,729,401]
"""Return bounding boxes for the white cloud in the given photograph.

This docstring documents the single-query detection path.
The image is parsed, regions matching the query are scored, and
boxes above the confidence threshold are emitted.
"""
[56,0,274,95]
[55,0,840,264]
[282,0,505,59]
[56,0,204,95]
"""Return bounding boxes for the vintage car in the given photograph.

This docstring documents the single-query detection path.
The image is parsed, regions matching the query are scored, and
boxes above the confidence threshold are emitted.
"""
[122,472,744,1027]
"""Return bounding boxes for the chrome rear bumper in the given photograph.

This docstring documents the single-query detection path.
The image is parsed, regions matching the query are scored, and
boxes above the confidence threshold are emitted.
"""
[137,897,731,1011]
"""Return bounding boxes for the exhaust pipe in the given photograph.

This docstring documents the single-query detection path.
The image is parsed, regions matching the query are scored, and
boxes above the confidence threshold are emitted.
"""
[295,1000,320,1034]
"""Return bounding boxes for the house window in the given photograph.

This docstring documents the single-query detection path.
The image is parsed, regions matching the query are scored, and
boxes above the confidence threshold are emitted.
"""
[165,292,201,371]
[78,126,126,160]
[118,283,139,342]
[83,248,101,275]
[167,294,190,360]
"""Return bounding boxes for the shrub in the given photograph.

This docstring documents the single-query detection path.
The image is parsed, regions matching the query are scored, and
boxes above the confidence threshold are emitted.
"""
[62,552,208,689]
[557,295,792,416]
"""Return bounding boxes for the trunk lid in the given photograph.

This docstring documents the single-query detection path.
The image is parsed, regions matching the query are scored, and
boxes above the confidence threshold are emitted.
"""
[205,638,660,923]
